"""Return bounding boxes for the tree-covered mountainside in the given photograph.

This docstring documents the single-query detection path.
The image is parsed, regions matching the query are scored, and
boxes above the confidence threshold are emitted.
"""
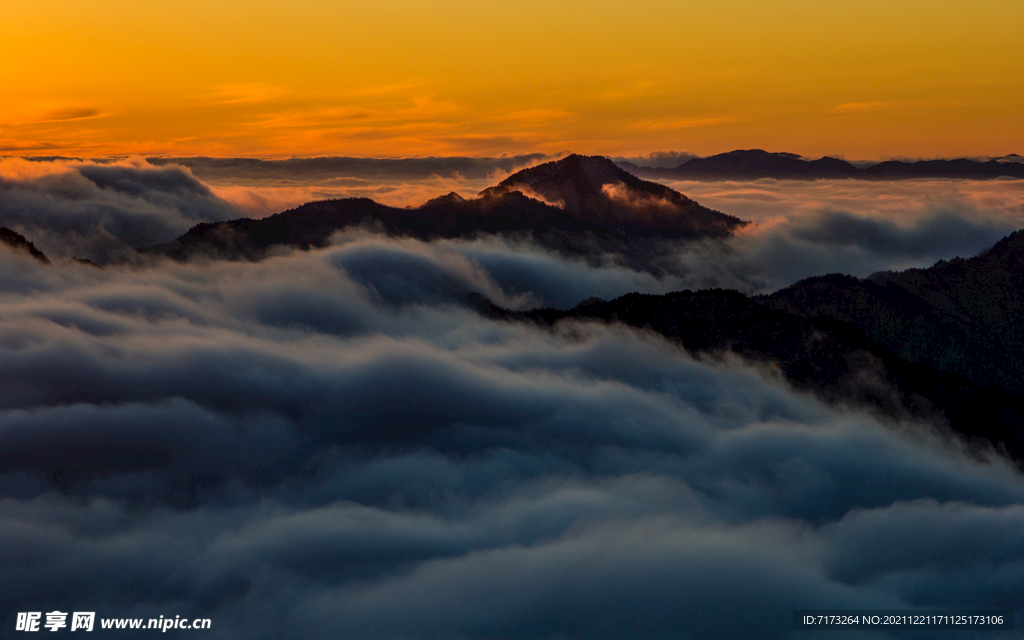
[763,230,1024,395]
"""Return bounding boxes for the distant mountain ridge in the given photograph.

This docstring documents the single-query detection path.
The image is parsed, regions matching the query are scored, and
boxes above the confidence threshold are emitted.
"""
[139,155,745,266]
[620,149,1024,181]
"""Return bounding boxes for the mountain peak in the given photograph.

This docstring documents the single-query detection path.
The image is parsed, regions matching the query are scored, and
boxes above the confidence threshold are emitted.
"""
[478,154,744,236]
[422,192,465,207]
[480,154,634,208]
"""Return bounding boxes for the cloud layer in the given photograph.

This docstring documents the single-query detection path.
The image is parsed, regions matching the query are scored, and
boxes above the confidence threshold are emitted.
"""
[151,155,557,216]
[660,177,1024,293]
[7,158,1024,298]
[3,158,1024,637]
[0,158,238,263]
[1,225,1023,638]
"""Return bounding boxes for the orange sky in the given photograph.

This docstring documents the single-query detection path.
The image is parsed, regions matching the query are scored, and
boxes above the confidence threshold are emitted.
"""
[2,0,1022,159]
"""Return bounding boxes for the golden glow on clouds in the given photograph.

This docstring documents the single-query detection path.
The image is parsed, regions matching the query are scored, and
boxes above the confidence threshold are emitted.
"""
[2,0,1022,158]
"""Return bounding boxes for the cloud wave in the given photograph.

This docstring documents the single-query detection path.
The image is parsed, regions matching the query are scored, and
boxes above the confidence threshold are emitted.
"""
[0,158,238,263]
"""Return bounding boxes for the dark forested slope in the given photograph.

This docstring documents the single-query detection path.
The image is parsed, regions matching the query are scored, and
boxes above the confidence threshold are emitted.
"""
[472,289,1024,461]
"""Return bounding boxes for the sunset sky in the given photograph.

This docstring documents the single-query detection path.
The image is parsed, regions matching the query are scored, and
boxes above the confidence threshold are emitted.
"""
[3,0,1022,159]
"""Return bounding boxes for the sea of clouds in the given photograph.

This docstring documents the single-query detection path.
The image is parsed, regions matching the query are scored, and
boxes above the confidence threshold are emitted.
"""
[4,157,1024,295]
[2,157,1024,638]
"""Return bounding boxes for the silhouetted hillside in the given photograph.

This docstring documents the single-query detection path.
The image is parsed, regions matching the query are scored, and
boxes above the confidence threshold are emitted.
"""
[763,230,1024,395]
[471,289,1024,461]
[622,149,1024,181]
[140,155,744,268]
[0,227,50,264]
